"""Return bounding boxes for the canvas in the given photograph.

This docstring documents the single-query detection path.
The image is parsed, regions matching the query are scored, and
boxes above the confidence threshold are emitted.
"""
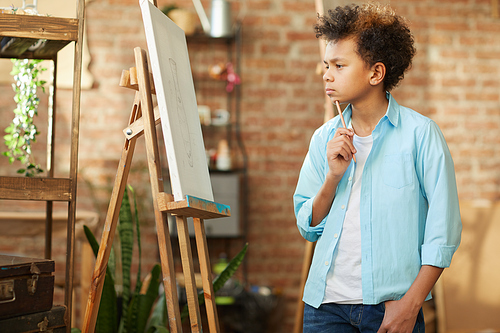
[140,0,213,202]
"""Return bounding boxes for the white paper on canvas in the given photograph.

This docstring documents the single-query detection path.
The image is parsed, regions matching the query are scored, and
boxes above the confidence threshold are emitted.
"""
[140,0,213,202]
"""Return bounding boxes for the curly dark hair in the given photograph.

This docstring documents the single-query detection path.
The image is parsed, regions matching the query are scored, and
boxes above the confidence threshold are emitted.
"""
[314,3,416,91]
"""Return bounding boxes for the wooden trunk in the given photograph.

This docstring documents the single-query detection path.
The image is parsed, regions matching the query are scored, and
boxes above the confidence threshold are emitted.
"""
[0,305,66,333]
[0,255,55,319]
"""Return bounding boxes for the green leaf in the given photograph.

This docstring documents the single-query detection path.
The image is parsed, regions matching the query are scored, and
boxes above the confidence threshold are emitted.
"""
[83,226,118,333]
[146,293,167,332]
[84,225,100,257]
[180,243,248,322]
[148,325,170,333]
[83,225,114,281]
[136,264,162,333]
[118,187,134,326]
[96,270,118,333]
[124,293,139,333]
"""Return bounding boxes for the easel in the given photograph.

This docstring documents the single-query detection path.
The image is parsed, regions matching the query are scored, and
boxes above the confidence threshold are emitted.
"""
[81,46,230,333]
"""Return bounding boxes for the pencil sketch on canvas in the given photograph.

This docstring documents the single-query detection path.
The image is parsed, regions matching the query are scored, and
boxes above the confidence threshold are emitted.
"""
[140,0,213,202]
[168,58,193,167]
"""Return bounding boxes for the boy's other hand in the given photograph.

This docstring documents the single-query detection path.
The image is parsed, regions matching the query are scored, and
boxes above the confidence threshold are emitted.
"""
[377,299,419,333]
[326,128,356,178]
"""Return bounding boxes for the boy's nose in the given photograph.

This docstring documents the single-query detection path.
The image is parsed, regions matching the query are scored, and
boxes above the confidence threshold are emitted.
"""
[323,70,333,82]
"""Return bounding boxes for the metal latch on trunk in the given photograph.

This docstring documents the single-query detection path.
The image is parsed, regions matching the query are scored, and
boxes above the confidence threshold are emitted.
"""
[0,279,15,304]
[28,262,41,295]
[28,274,39,295]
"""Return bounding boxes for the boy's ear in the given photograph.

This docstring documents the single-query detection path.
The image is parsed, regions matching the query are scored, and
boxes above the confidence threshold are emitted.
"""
[369,62,386,86]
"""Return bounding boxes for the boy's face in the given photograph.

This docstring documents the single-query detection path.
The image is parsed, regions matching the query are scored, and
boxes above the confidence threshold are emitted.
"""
[323,38,375,105]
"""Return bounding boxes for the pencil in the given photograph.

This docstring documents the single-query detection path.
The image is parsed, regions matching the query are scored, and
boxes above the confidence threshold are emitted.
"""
[335,100,356,163]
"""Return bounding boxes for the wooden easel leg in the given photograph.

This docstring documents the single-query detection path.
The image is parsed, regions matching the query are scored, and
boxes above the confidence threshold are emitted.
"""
[135,47,183,333]
[293,240,316,333]
[176,215,203,332]
[82,92,141,333]
[194,218,220,333]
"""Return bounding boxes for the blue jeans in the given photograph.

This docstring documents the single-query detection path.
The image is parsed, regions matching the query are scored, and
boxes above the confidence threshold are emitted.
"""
[303,303,425,333]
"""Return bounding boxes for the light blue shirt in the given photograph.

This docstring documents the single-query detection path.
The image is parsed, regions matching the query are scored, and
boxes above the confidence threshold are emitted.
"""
[293,93,462,308]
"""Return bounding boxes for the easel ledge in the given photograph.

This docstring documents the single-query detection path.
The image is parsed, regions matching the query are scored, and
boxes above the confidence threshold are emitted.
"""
[159,194,231,219]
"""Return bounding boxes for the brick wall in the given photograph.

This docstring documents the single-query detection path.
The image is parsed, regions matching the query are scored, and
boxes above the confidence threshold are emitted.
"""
[1,0,499,331]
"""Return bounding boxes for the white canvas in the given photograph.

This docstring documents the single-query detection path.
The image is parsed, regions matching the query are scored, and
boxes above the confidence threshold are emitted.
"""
[140,0,213,202]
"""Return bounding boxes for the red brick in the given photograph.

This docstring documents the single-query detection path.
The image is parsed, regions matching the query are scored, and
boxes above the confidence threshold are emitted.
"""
[244,30,281,41]
[268,73,307,83]
[459,35,499,46]
[476,22,500,32]
[282,1,315,12]
[286,31,316,41]
[475,51,500,59]
[442,78,476,87]
[483,80,500,88]
[429,34,453,45]
[261,44,291,54]
[414,6,453,17]
[242,15,264,26]
[247,0,273,10]
[460,64,494,74]
[440,49,470,59]
[434,22,470,31]
[465,92,499,101]
[266,16,292,26]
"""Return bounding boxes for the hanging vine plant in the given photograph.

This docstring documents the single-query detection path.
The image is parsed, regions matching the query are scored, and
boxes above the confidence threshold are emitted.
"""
[3,59,46,177]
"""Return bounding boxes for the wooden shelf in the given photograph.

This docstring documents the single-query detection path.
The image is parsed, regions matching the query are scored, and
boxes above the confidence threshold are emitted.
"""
[0,3,85,330]
[0,13,78,59]
[0,176,72,201]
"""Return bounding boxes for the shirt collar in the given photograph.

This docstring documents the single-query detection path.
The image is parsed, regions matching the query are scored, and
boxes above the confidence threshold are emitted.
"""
[385,92,400,127]
[339,92,400,129]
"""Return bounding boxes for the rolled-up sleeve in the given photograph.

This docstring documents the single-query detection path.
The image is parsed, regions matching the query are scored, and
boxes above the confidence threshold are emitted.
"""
[294,127,329,242]
[417,120,462,267]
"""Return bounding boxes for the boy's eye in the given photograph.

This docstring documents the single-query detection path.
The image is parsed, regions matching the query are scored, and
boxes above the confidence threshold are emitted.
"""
[336,64,343,69]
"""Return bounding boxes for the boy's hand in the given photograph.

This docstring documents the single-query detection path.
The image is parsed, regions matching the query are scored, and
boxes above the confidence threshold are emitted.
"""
[377,299,419,333]
[326,128,356,178]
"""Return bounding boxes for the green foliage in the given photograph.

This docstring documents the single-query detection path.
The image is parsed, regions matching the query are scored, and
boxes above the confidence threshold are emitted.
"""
[3,59,46,177]
[179,243,248,323]
[79,186,165,333]
[77,185,248,333]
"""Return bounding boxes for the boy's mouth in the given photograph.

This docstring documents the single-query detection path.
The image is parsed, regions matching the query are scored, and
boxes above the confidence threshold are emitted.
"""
[325,88,335,95]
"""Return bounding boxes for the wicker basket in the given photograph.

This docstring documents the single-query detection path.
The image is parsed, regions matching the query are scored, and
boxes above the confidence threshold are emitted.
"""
[168,9,198,35]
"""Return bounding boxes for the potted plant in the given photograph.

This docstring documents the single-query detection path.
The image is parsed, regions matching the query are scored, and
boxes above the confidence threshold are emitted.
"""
[74,185,247,332]
[3,59,46,177]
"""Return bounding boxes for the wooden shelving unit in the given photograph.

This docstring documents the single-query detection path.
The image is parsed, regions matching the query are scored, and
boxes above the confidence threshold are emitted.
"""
[0,1,85,331]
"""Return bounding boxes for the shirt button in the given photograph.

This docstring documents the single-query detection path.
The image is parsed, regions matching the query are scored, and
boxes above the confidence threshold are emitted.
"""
[348,177,352,181]
[325,261,329,266]
[334,233,338,238]
[341,205,345,209]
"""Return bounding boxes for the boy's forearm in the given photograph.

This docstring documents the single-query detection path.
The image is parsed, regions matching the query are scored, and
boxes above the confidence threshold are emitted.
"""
[403,265,443,309]
[311,172,342,226]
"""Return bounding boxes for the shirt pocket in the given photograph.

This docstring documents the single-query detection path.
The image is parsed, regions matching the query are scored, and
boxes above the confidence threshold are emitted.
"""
[383,154,414,189]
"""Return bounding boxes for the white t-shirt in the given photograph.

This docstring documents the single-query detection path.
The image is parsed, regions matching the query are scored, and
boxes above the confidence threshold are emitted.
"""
[322,133,373,304]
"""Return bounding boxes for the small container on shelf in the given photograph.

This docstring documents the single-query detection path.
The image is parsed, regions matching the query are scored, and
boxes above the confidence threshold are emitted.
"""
[216,139,231,171]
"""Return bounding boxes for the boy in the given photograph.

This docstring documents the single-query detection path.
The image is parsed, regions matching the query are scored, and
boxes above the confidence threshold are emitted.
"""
[293,3,462,332]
